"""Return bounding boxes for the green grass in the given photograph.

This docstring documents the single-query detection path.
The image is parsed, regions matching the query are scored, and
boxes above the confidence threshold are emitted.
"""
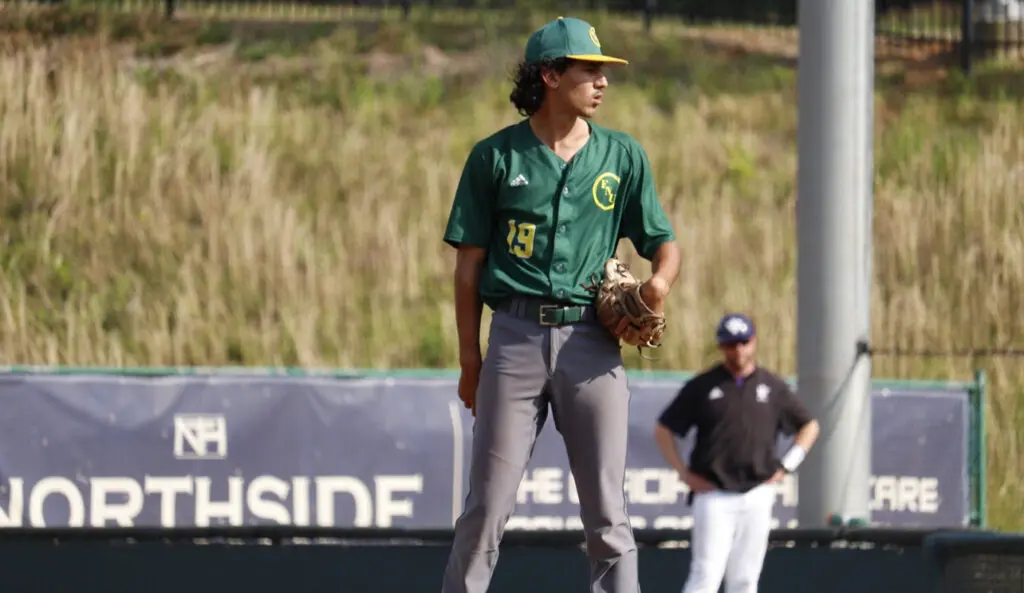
[0,4,1022,531]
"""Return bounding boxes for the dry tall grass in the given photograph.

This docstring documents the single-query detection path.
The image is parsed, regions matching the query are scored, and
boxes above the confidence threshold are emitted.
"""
[0,24,1020,528]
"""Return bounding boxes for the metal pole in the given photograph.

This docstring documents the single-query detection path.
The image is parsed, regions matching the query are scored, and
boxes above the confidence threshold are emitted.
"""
[960,0,974,75]
[796,0,875,528]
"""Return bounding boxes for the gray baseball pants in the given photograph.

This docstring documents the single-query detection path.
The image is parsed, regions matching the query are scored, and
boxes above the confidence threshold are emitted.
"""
[440,305,640,593]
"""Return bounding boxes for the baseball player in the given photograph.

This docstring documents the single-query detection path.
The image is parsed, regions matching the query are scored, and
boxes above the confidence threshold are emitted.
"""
[439,16,680,593]
[654,313,820,593]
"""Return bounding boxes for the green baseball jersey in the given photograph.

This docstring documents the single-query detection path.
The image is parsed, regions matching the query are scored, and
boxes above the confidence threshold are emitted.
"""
[444,119,676,309]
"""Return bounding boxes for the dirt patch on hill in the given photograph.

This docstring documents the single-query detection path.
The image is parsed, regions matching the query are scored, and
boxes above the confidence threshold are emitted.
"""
[679,25,961,89]
[362,43,497,78]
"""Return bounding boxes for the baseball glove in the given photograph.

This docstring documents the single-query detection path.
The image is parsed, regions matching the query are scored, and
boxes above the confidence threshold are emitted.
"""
[583,258,666,355]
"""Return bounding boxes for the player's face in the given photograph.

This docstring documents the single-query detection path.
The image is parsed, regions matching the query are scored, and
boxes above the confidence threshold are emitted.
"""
[550,60,609,118]
[719,336,757,370]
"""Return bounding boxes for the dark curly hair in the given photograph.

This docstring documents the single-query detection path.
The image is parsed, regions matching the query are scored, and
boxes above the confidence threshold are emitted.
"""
[509,57,571,117]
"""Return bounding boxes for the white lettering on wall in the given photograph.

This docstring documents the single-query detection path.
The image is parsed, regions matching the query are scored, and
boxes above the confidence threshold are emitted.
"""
[0,472,943,528]
[517,469,563,505]
[374,475,423,527]
[0,474,424,528]
[870,476,940,513]
[90,477,145,527]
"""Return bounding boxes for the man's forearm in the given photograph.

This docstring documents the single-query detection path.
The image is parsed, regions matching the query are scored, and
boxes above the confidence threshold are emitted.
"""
[781,420,820,473]
[794,419,820,451]
[650,240,681,287]
[654,424,687,475]
[454,250,486,362]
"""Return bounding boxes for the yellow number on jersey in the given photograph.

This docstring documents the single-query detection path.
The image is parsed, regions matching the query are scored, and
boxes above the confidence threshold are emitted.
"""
[506,219,536,259]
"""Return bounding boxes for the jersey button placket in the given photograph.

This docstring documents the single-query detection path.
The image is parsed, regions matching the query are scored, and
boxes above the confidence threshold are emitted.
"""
[549,172,568,366]
[550,161,575,304]
[551,199,573,302]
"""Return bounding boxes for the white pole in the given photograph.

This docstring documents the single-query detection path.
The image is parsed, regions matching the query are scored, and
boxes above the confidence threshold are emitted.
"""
[795,0,876,528]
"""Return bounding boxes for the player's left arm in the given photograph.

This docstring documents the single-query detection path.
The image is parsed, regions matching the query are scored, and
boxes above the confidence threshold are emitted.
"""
[646,242,680,306]
[775,378,821,473]
[620,141,680,309]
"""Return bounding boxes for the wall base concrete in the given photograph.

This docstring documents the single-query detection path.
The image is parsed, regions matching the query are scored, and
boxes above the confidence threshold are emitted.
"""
[0,540,932,593]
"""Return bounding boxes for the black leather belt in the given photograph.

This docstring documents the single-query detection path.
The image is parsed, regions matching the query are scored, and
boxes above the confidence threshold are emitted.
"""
[498,299,596,326]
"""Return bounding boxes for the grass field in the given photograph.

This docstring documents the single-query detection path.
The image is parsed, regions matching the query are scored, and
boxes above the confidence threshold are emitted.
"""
[0,4,1022,530]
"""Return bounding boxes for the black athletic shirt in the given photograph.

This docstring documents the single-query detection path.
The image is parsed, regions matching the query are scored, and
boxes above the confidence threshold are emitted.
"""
[657,363,814,493]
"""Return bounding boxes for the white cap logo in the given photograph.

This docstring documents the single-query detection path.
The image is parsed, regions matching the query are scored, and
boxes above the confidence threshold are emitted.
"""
[724,317,749,336]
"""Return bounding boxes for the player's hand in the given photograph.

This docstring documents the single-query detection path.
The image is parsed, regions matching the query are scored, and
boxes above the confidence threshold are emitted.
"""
[680,468,716,494]
[458,353,482,417]
[766,469,786,485]
[610,276,670,339]
[640,275,670,314]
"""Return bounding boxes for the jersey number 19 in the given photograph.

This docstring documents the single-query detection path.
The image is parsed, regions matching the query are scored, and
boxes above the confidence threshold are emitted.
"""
[506,219,536,259]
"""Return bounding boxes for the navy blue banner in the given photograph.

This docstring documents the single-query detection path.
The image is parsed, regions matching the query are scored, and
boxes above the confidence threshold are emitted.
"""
[0,372,970,529]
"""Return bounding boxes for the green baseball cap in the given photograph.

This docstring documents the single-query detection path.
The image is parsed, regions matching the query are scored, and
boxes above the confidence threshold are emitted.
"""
[524,17,628,65]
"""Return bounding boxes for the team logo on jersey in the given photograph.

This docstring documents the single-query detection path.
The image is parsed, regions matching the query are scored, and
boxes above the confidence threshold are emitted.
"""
[592,172,619,211]
[708,387,724,400]
[589,26,601,48]
[756,384,770,403]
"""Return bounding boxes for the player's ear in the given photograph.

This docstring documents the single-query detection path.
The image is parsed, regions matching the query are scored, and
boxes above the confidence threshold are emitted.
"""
[540,58,574,90]
[540,66,561,89]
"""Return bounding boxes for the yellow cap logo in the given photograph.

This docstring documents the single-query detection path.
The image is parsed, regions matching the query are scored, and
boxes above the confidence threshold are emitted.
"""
[589,26,601,47]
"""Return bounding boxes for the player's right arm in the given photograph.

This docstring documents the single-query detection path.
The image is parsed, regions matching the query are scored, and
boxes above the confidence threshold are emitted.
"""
[444,143,497,412]
[654,385,693,477]
[653,422,687,477]
[656,382,716,493]
[454,246,487,367]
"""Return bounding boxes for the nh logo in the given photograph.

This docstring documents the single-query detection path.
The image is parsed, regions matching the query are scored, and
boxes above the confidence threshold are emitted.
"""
[173,414,228,460]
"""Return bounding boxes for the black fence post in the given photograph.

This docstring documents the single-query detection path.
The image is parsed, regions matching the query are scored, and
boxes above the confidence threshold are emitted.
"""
[165,0,175,20]
[643,0,656,32]
[960,0,973,74]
